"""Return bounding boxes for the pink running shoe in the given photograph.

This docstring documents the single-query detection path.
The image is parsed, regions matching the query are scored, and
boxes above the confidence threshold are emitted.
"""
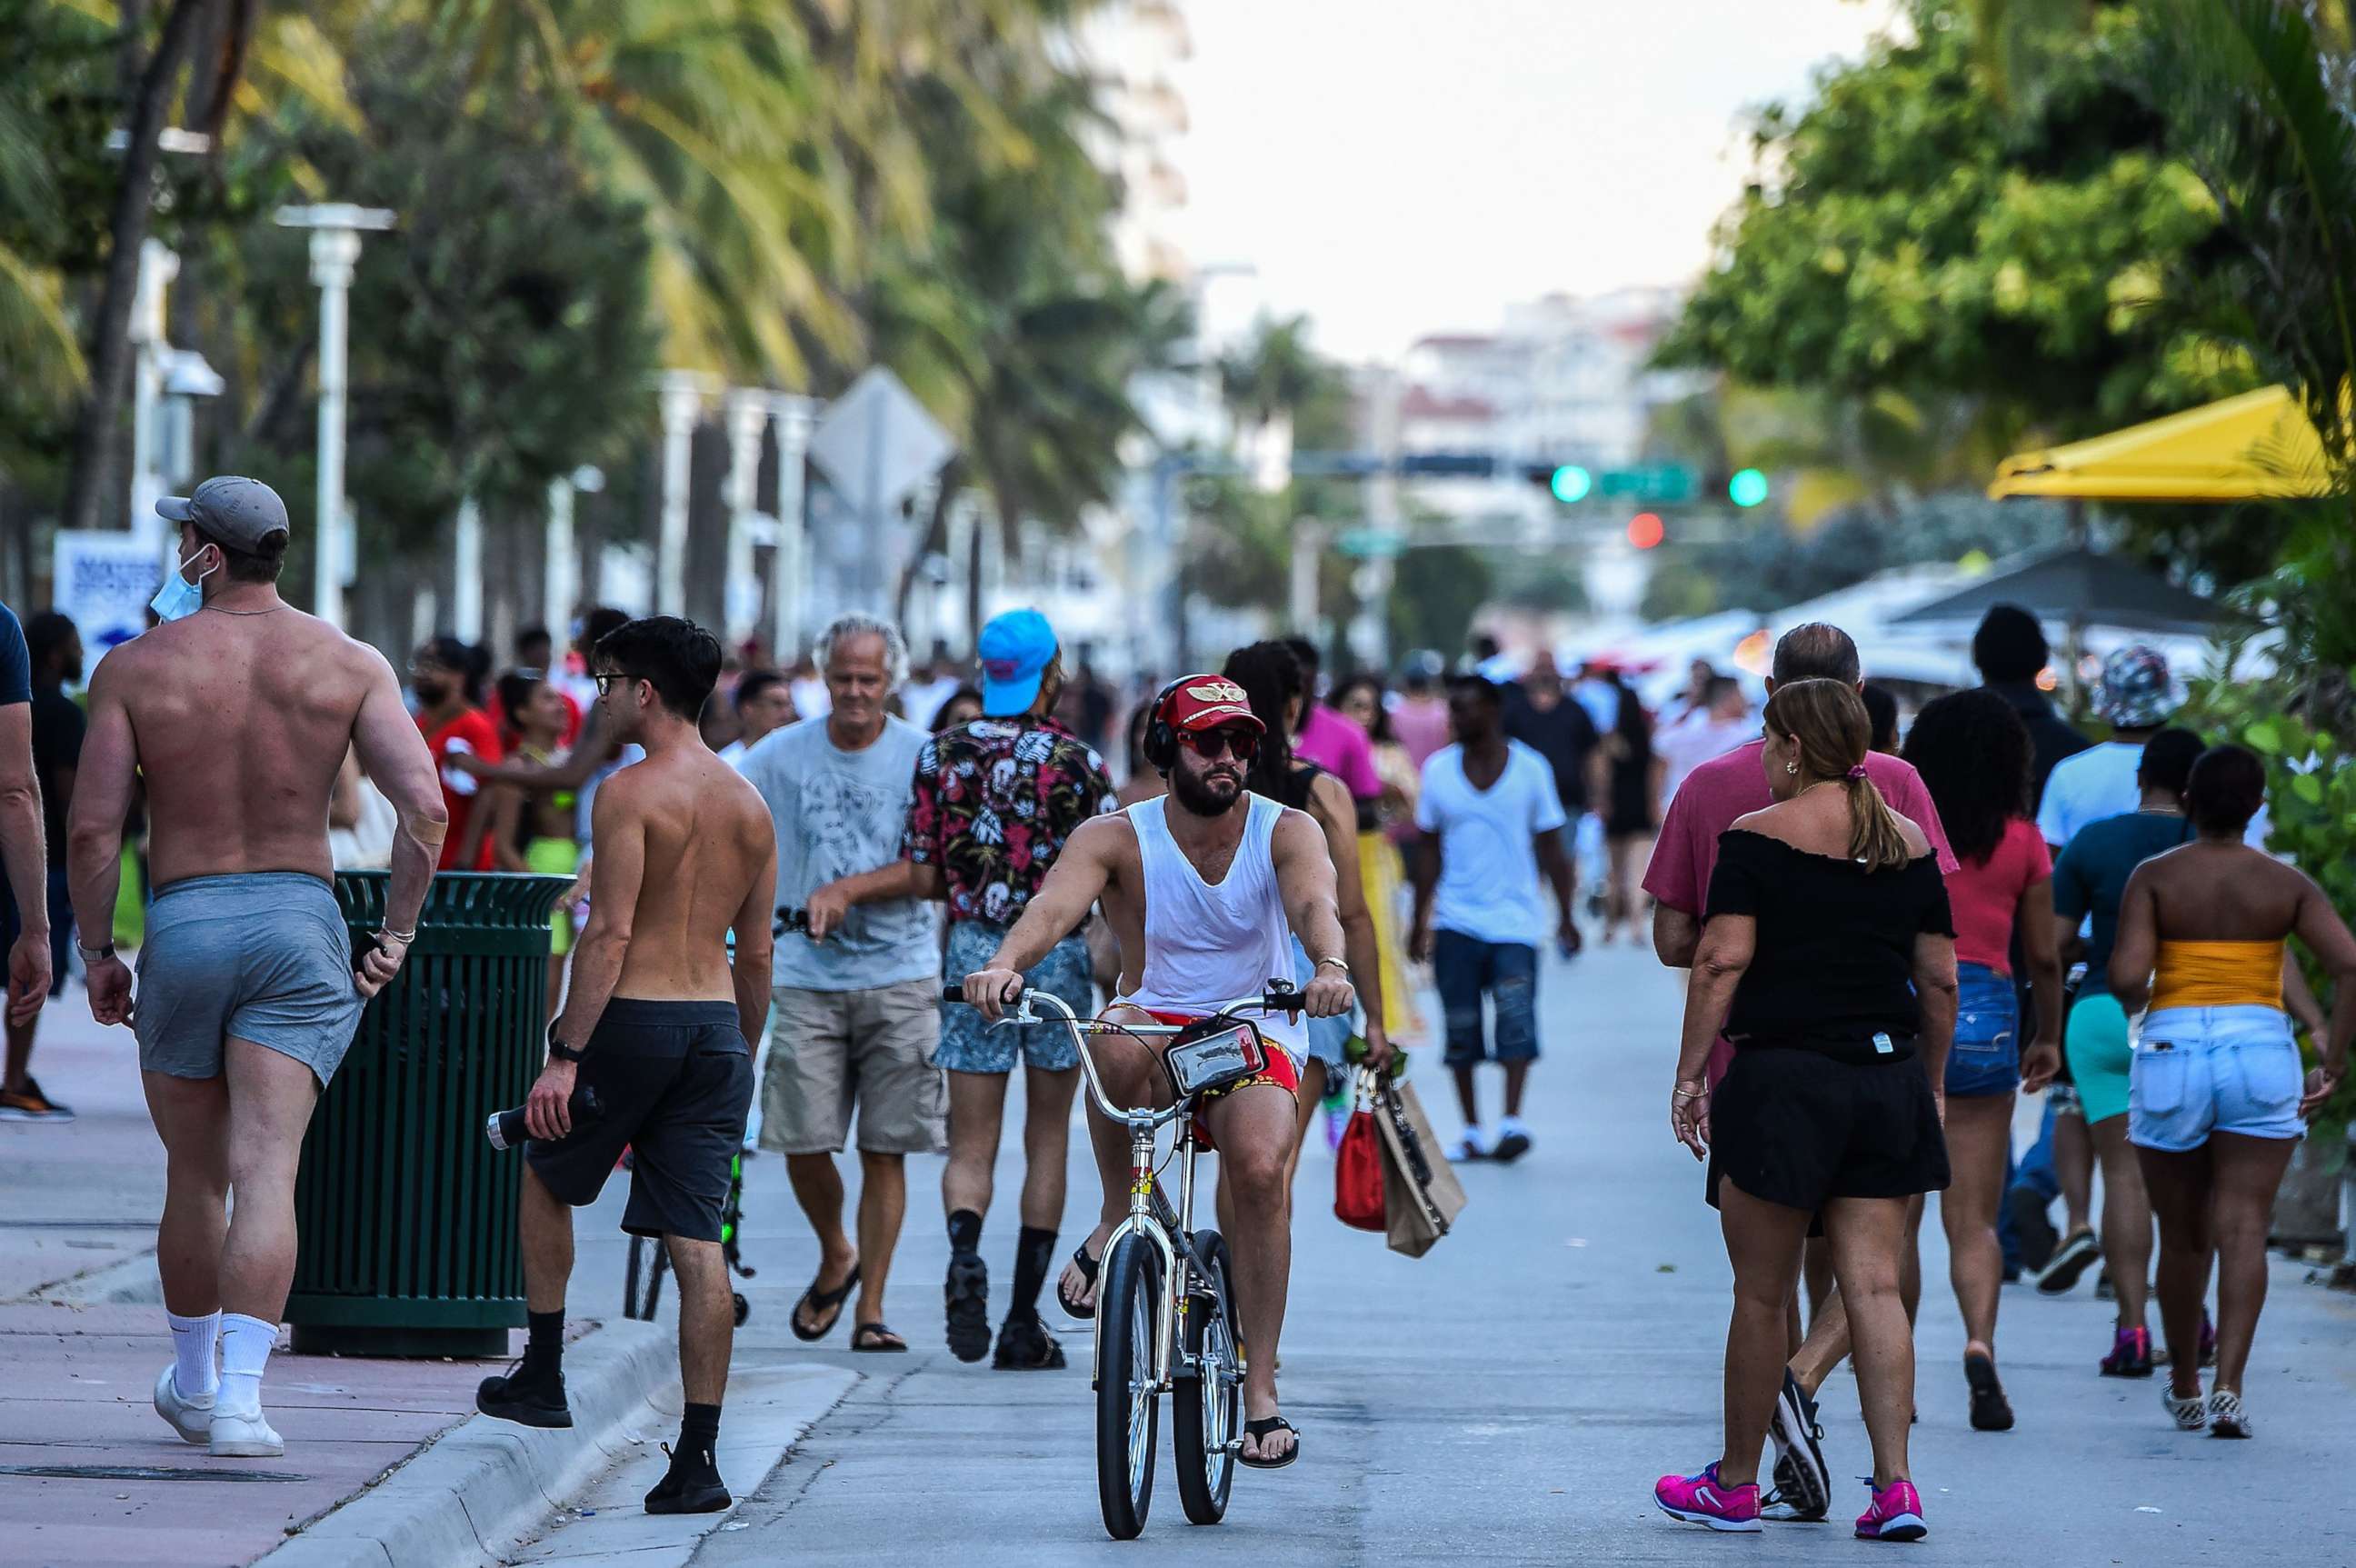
[1654,1462,1762,1533]
[1855,1478,1928,1542]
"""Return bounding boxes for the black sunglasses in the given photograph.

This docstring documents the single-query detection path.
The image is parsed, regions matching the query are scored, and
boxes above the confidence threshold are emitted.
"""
[1180,727,1259,761]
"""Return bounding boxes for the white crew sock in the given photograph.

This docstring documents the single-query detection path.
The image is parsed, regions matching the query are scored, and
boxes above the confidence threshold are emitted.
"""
[217,1313,278,1414]
[166,1310,221,1399]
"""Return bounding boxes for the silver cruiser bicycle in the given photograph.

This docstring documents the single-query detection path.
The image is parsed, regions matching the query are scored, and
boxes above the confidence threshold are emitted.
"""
[943,980,1303,1540]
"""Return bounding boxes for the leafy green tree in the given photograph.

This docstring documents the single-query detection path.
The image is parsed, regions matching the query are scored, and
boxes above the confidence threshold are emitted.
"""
[1659,2,2241,440]
[225,34,658,573]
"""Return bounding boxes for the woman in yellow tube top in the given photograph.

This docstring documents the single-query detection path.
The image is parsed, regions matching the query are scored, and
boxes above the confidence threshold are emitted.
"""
[2111,744,2356,1441]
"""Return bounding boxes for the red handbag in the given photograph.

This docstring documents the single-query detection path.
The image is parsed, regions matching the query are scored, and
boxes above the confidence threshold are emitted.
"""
[1333,1076,1386,1232]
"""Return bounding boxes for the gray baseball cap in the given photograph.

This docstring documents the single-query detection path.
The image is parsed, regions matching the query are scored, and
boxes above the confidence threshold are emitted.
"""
[156,475,291,550]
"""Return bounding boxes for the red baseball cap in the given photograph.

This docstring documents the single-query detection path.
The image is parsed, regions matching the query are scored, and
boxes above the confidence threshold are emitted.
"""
[1163,674,1263,735]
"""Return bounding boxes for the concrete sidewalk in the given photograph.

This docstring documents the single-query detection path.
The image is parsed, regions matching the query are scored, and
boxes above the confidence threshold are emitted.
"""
[0,1004,664,1568]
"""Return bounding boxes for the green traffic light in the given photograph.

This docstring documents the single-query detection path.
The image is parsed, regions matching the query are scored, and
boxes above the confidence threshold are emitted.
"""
[1729,468,1770,507]
[1550,464,1592,504]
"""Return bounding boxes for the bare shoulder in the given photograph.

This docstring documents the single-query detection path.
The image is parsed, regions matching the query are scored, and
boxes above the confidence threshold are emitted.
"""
[1070,810,1138,860]
[1306,769,1353,825]
[1894,814,1932,857]
[1272,804,1327,850]
[1726,803,1789,838]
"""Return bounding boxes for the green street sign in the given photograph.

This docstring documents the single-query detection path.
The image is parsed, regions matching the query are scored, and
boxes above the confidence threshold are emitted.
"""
[1334,528,1406,558]
[1596,464,1696,503]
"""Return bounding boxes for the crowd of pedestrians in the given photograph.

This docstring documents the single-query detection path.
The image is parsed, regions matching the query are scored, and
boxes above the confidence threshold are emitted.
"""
[3,475,2351,1541]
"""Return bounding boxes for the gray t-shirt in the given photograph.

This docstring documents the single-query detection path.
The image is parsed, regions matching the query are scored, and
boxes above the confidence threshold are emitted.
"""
[741,715,935,992]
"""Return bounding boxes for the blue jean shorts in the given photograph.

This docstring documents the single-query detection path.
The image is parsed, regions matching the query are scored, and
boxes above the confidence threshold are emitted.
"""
[1433,931,1538,1069]
[2130,1004,2305,1152]
[936,920,1091,1074]
[1945,962,2021,1098]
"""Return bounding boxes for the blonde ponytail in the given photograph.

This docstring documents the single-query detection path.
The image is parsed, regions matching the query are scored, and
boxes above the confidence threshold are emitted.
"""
[1765,678,1913,872]
[1842,774,1912,874]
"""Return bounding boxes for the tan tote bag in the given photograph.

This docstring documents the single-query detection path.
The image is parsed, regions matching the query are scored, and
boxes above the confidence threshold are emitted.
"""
[1373,1077,1466,1257]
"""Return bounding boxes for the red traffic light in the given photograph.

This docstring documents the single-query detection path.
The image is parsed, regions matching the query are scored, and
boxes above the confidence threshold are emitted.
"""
[1627,513,1665,550]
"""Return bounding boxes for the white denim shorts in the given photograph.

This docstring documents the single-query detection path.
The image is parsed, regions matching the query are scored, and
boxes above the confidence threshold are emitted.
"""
[2128,1004,2305,1153]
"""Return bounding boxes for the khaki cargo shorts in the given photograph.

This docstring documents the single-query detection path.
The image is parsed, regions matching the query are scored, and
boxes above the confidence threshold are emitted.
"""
[762,977,946,1155]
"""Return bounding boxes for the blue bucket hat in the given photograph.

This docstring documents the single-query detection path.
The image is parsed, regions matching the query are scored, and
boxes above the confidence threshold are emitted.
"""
[978,608,1058,716]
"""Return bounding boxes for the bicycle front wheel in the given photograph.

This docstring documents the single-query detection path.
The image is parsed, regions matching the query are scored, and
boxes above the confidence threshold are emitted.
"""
[1094,1232,1163,1540]
[1173,1229,1239,1525]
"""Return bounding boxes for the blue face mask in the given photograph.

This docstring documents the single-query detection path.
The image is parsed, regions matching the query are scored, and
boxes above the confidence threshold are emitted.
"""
[149,547,216,624]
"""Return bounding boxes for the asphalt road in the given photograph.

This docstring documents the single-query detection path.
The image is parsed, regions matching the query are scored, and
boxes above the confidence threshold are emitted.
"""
[549,940,2356,1566]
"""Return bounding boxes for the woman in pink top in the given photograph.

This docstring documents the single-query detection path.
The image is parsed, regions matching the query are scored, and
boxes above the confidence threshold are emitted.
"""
[1900,692,2063,1433]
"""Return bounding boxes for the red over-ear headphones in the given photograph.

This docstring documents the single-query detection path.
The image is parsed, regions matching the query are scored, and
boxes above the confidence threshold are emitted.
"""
[1141,677,1186,774]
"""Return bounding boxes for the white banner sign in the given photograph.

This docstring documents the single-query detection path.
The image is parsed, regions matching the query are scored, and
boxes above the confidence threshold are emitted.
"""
[52,531,163,655]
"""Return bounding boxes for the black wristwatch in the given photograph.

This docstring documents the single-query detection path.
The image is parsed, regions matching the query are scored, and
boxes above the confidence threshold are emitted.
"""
[546,1024,585,1064]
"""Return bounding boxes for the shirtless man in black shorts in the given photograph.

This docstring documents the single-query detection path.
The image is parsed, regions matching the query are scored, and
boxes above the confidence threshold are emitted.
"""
[475,617,777,1516]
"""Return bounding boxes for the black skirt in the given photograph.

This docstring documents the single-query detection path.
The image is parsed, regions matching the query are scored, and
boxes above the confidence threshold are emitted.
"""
[1708,1046,1951,1215]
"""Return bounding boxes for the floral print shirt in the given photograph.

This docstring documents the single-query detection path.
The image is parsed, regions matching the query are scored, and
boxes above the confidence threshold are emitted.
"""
[903,716,1118,926]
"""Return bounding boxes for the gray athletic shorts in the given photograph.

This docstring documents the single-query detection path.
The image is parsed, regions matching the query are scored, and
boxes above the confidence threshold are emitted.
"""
[135,873,364,1086]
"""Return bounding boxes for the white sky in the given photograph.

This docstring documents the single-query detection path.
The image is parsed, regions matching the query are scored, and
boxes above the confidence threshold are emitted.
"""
[1165,0,1903,362]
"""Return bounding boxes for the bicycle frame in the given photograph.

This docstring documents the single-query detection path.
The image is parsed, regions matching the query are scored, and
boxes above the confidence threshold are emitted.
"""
[991,989,1274,1394]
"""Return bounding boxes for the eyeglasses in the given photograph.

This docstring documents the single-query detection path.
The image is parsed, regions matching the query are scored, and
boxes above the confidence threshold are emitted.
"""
[594,673,634,695]
[1180,727,1258,762]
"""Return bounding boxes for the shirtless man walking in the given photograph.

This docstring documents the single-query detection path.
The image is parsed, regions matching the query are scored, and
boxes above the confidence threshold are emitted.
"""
[961,675,1354,1469]
[66,476,446,1457]
[474,615,777,1517]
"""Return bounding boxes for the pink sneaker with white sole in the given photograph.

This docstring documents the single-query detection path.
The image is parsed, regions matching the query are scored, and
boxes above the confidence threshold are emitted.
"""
[1654,1462,1762,1533]
[1855,1477,1927,1542]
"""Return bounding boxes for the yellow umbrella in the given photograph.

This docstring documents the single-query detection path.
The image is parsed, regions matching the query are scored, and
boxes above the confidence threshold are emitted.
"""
[1989,385,2331,501]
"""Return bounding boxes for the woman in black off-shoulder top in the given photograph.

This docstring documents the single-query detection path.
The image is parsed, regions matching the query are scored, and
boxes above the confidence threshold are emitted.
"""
[1651,679,1959,1542]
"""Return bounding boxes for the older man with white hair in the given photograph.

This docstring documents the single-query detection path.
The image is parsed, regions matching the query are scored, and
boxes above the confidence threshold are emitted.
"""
[737,613,943,1353]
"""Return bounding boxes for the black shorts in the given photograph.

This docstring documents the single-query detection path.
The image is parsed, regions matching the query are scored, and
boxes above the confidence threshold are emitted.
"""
[1708,1046,1950,1216]
[528,1000,752,1242]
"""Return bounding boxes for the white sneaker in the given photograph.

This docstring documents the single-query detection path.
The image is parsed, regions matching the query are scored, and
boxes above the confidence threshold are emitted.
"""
[153,1364,215,1446]
[210,1402,285,1458]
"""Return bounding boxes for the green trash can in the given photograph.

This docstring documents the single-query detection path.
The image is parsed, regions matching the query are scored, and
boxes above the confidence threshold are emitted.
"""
[285,871,573,1356]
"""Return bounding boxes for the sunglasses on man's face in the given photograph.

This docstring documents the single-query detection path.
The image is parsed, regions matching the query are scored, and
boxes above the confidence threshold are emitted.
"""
[1180,727,1258,762]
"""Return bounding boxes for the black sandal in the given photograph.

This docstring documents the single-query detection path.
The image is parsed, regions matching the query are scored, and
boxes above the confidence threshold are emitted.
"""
[850,1321,908,1353]
[790,1263,860,1343]
[1241,1415,1301,1470]
[1055,1243,1103,1320]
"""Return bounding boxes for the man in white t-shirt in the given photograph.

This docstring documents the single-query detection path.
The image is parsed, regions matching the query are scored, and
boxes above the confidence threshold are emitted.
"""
[2039,644,2271,851]
[1410,674,1577,1164]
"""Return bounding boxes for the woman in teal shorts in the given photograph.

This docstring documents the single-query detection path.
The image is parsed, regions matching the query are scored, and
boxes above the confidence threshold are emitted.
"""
[2050,728,2201,1378]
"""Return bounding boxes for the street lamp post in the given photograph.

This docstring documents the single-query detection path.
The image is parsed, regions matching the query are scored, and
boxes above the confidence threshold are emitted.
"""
[275,204,394,630]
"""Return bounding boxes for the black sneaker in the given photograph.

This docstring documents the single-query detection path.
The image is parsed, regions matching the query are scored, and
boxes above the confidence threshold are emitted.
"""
[1765,1368,1829,1521]
[644,1443,730,1514]
[2035,1229,2101,1296]
[476,1358,573,1428]
[945,1250,991,1363]
[2004,1185,2058,1274]
[993,1312,1068,1371]
[1964,1352,2015,1432]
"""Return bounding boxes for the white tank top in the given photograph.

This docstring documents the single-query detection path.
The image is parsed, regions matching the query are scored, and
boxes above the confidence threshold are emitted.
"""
[1117,794,1306,1057]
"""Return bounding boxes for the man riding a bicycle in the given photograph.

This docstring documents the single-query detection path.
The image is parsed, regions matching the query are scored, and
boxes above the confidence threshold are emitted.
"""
[962,675,1355,1470]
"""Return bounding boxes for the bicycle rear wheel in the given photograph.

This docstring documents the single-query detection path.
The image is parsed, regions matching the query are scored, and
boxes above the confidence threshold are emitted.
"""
[1094,1232,1162,1540]
[1173,1229,1239,1525]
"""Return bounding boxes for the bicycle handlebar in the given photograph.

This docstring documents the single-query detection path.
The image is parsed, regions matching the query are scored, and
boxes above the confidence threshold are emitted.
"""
[937,984,1308,1017]
[938,982,1308,1129]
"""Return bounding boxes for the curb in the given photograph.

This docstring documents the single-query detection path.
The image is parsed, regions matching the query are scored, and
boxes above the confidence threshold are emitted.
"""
[251,1318,674,1568]
[29,1246,162,1305]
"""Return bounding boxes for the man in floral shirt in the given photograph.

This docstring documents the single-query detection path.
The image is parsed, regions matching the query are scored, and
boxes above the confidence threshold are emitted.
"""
[904,609,1113,1369]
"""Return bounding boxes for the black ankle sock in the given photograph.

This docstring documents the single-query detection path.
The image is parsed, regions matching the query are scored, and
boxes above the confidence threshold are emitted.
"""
[677,1402,721,1459]
[1009,1225,1057,1320]
[948,1208,983,1254]
[524,1310,564,1376]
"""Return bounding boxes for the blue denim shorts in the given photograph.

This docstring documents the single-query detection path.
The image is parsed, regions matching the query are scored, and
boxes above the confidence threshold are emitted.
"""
[2130,1004,2304,1152]
[935,921,1091,1074]
[1433,930,1538,1068]
[1945,961,2020,1098]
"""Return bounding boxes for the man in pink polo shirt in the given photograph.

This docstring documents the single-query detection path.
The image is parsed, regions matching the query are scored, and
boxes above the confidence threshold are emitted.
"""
[1642,622,1957,1524]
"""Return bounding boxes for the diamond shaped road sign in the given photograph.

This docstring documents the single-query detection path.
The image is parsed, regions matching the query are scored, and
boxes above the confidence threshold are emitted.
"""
[807,366,957,519]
